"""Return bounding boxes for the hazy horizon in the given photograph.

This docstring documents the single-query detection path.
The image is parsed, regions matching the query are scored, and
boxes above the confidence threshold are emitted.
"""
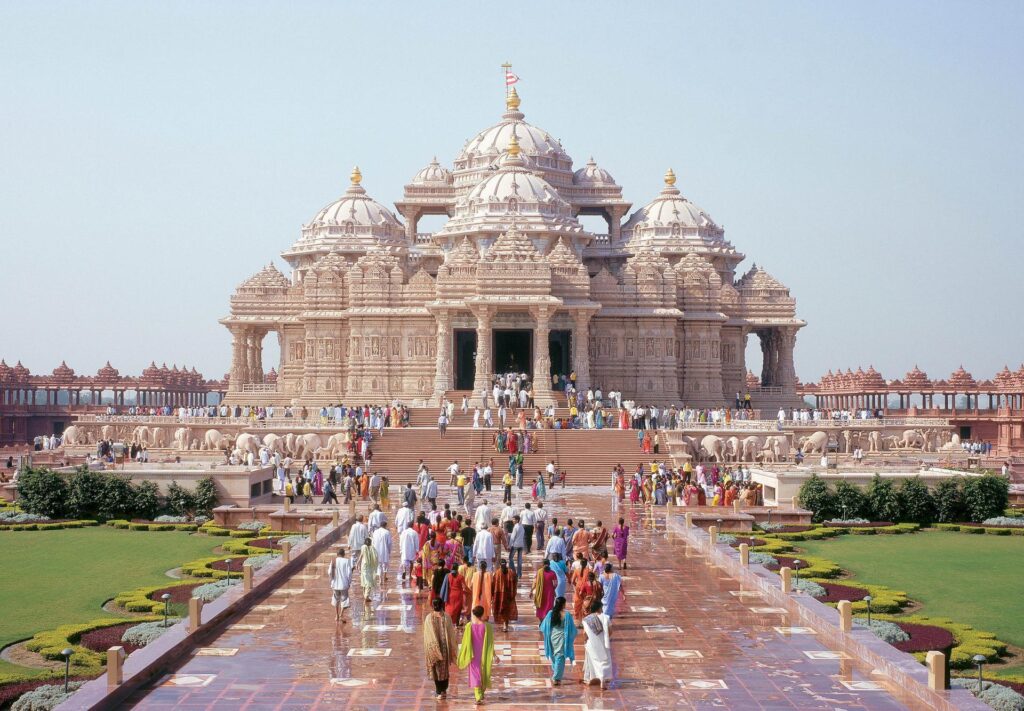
[2,1,1021,386]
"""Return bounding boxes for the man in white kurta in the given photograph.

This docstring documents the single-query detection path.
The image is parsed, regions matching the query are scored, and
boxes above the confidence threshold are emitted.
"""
[581,607,612,688]
[348,515,369,564]
[473,500,492,531]
[472,526,495,570]
[545,530,567,561]
[395,502,414,532]
[399,525,419,582]
[368,505,386,531]
[371,525,393,582]
[327,548,353,621]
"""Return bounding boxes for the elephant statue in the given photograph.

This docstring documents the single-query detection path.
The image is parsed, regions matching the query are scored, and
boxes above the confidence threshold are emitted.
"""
[319,433,349,459]
[173,427,191,450]
[740,436,762,461]
[898,429,927,450]
[62,425,86,446]
[293,433,324,460]
[100,425,115,441]
[758,440,777,463]
[700,435,726,463]
[201,429,234,451]
[131,426,151,446]
[799,431,829,454]
[867,430,883,453]
[841,429,853,454]
[149,427,167,448]
[284,433,298,457]
[763,435,790,462]
[885,434,901,450]
[235,433,261,456]
[262,433,287,456]
[726,436,741,462]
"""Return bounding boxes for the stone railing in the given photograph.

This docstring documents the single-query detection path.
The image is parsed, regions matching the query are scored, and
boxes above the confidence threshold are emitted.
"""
[241,383,278,393]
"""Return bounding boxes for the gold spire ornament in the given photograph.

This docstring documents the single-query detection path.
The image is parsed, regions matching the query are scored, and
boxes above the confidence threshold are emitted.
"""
[350,166,362,185]
[507,133,521,157]
[664,168,676,186]
[506,86,521,111]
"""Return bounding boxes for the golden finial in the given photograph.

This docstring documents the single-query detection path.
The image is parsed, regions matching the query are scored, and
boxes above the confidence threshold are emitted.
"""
[350,165,362,185]
[664,168,676,187]
[507,133,521,158]
[506,86,521,111]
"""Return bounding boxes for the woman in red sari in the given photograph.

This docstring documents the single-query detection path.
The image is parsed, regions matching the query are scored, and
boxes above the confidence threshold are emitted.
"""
[642,431,652,454]
[573,569,602,621]
[491,559,519,632]
[629,476,640,505]
[533,560,557,621]
[508,431,518,454]
[443,567,468,626]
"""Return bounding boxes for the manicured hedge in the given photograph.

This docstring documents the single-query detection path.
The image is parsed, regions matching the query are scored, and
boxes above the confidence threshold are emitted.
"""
[872,614,1007,668]
[106,519,199,532]
[114,580,203,613]
[24,616,160,672]
[179,555,243,579]
[0,520,99,531]
[933,522,1024,536]
[806,579,909,613]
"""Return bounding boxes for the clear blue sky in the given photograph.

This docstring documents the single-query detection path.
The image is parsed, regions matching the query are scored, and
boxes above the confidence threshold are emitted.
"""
[1,1,1021,385]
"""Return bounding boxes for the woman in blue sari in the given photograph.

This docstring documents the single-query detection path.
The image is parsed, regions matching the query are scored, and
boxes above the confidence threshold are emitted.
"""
[539,596,577,685]
[550,552,568,598]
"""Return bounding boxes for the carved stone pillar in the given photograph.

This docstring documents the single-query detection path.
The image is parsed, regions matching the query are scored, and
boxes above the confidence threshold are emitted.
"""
[472,308,492,396]
[776,328,798,391]
[433,310,453,397]
[253,330,264,383]
[767,330,780,386]
[245,331,260,385]
[572,311,592,389]
[533,306,552,387]
[229,327,247,392]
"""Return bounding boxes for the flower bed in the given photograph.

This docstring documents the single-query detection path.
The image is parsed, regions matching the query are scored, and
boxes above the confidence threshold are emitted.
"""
[23,616,160,673]
[828,521,894,528]
[873,614,1007,668]
[247,537,284,550]
[763,554,842,579]
[728,537,767,548]
[114,580,203,613]
[209,557,248,573]
[78,623,142,655]
[148,582,203,605]
[0,678,90,710]
[934,522,1024,536]
[807,579,909,612]
[891,621,956,654]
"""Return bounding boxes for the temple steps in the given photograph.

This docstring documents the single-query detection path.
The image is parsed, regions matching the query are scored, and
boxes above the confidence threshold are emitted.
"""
[365,427,660,486]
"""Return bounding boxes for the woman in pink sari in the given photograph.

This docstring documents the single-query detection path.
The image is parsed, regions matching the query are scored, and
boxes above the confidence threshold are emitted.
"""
[611,517,630,570]
[533,560,558,621]
[628,476,640,505]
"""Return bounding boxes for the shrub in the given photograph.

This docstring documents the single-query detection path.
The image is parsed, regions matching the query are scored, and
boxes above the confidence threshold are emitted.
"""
[873,614,1007,668]
[67,467,107,520]
[934,478,968,523]
[24,617,160,671]
[237,520,269,531]
[866,475,901,523]
[192,477,219,517]
[963,475,1010,522]
[823,517,870,525]
[983,517,1024,527]
[154,515,189,523]
[0,511,50,524]
[133,481,161,520]
[114,580,200,613]
[832,481,869,520]
[192,579,238,602]
[792,579,826,597]
[796,474,836,522]
[756,522,784,532]
[853,617,910,643]
[749,551,778,566]
[121,620,178,647]
[243,553,277,570]
[98,474,137,521]
[165,481,194,517]
[897,476,936,525]
[15,468,68,519]
[716,533,737,545]
[11,681,84,711]
[952,679,1024,711]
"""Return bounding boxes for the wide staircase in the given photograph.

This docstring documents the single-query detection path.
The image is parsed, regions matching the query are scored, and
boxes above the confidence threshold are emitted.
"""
[365,426,661,486]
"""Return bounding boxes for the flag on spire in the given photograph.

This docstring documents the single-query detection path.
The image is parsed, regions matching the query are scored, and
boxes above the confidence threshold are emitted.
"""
[505,69,519,86]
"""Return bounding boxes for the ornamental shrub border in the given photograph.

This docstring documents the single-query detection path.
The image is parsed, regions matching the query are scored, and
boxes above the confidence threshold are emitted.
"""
[106,520,199,532]
[24,616,161,673]
[0,520,100,531]
[933,523,1024,536]
[179,555,244,580]
[805,578,909,613]
[759,522,919,543]
[113,580,204,614]
[871,614,1007,669]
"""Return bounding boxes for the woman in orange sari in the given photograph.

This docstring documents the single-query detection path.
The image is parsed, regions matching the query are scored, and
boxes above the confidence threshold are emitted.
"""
[573,569,603,621]
[471,560,493,620]
[360,472,370,500]
[442,566,468,626]
[491,559,518,632]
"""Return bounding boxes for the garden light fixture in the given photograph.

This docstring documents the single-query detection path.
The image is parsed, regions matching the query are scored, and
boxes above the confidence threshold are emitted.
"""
[161,593,171,627]
[864,595,873,625]
[793,559,801,585]
[973,654,986,689]
[60,647,73,692]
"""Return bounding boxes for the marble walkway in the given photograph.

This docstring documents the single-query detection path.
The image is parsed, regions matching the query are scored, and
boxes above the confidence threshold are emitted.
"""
[124,487,931,710]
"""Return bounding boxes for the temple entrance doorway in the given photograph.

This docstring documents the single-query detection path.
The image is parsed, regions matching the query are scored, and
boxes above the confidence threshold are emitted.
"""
[493,329,532,376]
[454,330,476,390]
[549,330,571,379]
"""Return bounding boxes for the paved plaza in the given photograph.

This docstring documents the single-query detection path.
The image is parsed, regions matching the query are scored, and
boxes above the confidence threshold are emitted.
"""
[123,488,930,710]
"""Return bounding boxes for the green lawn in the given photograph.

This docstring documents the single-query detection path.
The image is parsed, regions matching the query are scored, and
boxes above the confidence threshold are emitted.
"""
[0,527,218,677]
[799,531,1024,651]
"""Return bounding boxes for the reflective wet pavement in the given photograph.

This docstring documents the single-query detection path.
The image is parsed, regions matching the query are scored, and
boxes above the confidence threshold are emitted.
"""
[125,487,930,709]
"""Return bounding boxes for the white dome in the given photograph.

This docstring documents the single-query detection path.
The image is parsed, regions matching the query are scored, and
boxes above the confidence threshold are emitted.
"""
[622,170,719,233]
[411,157,452,185]
[284,167,407,263]
[573,158,616,186]
[467,166,565,205]
[461,120,569,167]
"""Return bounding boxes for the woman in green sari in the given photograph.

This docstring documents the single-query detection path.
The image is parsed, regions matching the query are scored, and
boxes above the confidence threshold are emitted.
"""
[457,605,497,704]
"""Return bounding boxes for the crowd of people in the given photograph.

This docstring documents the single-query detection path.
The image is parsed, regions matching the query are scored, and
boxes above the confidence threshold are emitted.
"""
[325,464,625,702]
[613,460,764,509]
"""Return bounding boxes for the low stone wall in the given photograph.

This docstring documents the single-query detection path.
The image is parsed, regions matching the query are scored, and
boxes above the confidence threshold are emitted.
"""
[55,517,351,710]
[668,516,987,711]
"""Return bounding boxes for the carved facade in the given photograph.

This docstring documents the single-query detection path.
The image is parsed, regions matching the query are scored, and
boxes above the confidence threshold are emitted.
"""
[221,87,804,407]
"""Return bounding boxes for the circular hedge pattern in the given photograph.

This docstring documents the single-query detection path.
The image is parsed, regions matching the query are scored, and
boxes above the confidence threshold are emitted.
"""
[148,582,202,605]
[79,623,142,655]
[891,622,956,654]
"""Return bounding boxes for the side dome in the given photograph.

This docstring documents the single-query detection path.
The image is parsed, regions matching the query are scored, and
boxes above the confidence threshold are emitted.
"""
[623,169,720,233]
[411,157,452,185]
[573,158,616,186]
[283,167,407,266]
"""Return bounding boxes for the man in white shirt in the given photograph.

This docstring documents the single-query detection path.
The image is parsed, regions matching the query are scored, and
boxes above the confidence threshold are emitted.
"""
[368,505,386,531]
[500,502,516,531]
[371,525,393,583]
[534,502,548,550]
[544,528,566,561]
[508,515,526,578]
[520,503,537,553]
[327,547,353,622]
[546,460,557,485]
[395,501,414,532]
[473,499,492,530]
[448,460,460,488]
[348,515,369,564]
[399,525,419,583]
[473,525,495,570]
[425,478,438,507]
[484,407,493,428]
[473,407,481,428]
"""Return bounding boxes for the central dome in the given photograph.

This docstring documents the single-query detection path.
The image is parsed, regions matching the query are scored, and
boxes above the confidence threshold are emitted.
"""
[452,88,574,194]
